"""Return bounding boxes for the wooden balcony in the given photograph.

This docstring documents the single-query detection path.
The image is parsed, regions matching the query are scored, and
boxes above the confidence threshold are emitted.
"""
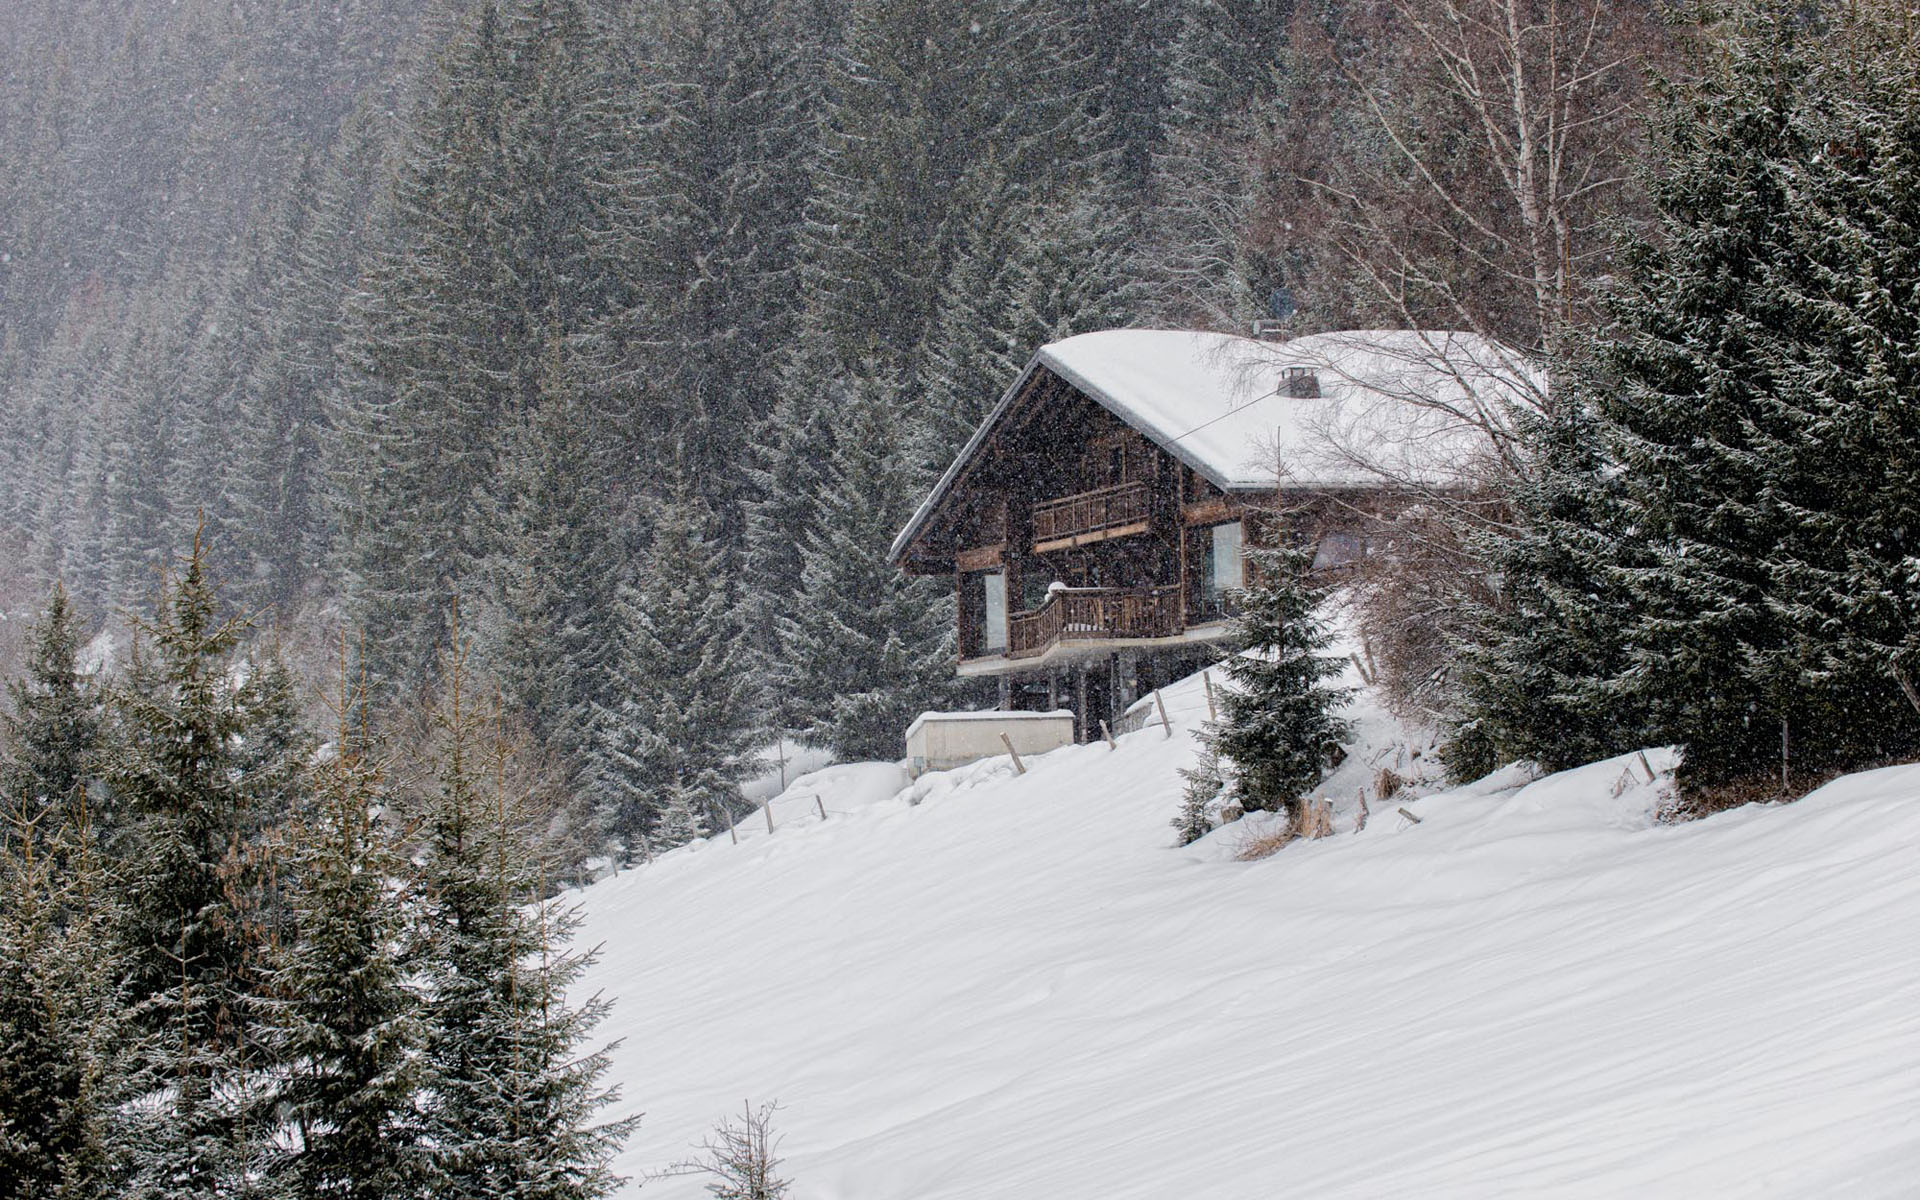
[1030,481,1151,552]
[1007,585,1183,659]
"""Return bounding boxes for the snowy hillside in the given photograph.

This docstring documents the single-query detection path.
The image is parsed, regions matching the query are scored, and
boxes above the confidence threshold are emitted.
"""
[573,669,1920,1198]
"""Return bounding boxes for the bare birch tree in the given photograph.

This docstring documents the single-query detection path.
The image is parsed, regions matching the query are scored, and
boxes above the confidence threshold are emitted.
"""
[1274,0,1673,370]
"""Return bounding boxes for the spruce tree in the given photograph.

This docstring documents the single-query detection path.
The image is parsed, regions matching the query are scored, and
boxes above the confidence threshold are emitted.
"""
[1208,542,1351,820]
[1750,13,1920,765]
[779,372,955,762]
[334,0,623,698]
[486,350,625,781]
[412,645,635,1198]
[266,666,424,1200]
[1171,742,1224,847]
[1,583,103,852]
[0,774,120,1197]
[1585,11,1814,787]
[1447,403,1649,778]
[739,359,835,742]
[592,0,831,527]
[590,485,754,858]
[1564,7,1920,789]
[1142,0,1295,326]
[1465,5,1920,792]
[106,539,282,1197]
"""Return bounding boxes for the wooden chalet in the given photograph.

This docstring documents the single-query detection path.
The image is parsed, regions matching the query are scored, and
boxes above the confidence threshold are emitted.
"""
[889,328,1526,738]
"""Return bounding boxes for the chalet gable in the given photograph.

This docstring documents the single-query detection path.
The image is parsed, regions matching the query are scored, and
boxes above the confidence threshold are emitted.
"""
[890,328,1532,574]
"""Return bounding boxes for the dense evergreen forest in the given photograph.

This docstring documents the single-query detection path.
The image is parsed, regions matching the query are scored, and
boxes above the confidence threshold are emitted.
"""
[5,0,1920,851]
[0,0,1679,831]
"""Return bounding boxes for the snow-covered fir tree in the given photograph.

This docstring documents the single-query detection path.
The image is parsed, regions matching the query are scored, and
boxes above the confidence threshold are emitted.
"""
[105,541,281,1196]
[1446,403,1650,779]
[589,0,834,529]
[412,646,636,1197]
[265,676,424,1200]
[0,584,103,850]
[486,350,625,783]
[1573,7,1920,789]
[1171,741,1224,847]
[779,372,956,761]
[1208,540,1351,821]
[590,483,754,859]
[0,780,120,1198]
[739,354,836,743]
[334,0,622,700]
[1746,12,1920,767]
[1141,0,1294,327]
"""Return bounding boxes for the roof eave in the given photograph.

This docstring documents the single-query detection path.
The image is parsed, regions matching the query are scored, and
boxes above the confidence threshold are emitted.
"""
[887,352,1050,566]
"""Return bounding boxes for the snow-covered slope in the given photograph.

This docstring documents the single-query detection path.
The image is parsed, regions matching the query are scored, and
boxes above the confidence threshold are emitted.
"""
[573,669,1920,1198]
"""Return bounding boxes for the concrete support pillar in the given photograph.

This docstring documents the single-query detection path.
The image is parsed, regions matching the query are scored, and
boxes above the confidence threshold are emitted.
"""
[1074,665,1090,743]
[1110,651,1140,727]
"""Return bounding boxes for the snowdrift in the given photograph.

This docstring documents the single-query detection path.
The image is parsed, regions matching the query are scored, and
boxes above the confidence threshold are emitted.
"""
[573,669,1920,1198]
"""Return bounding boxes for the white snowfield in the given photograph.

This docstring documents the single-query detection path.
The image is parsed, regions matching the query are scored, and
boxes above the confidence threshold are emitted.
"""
[574,668,1920,1199]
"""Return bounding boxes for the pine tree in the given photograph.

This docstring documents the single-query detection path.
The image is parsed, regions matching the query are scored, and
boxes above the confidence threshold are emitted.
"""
[334,0,623,698]
[1171,742,1224,846]
[1208,541,1351,820]
[486,350,625,781]
[1584,12,1814,787]
[1749,12,1920,767]
[234,643,316,838]
[266,663,424,1200]
[0,766,121,1197]
[798,0,1082,380]
[590,485,754,858]
[589,0,833,528]
[739,358,835,742]
[105,538,282,1197]
[779,372,955,762]
[1142,0,1295,327]
[1447,402,1649,778]
[1464,5,1920,792]
[1561,7,1920,790]
[1,583,103,852]
[412,644,636,1198]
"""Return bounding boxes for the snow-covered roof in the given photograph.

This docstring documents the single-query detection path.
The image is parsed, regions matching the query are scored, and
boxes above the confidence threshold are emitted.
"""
[891,328,1538,565]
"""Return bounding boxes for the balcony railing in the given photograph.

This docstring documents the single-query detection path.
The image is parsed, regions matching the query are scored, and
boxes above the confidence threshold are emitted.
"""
[1030,481,1151,548]
[1007,585,1183,659]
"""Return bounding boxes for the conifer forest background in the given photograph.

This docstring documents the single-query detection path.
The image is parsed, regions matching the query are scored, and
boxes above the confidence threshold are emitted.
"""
[7,0,1920,845]
[0,0,1663,791]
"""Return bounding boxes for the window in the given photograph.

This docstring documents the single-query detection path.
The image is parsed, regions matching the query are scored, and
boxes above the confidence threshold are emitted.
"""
[1312,532,1366,571]
[961,569,1009,658]
[982,571,1007,652]
[1201,521,1243,611]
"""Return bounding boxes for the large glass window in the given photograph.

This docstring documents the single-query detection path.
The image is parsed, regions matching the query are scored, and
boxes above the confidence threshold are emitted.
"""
[1204,521,1243,603]
[982,571,1007,652]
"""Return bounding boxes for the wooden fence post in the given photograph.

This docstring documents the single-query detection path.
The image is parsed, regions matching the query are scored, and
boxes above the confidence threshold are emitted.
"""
[1000,731,1027,775]
[764,799,775,834]
[1154,691,1172,738]
[1355,787,1370,833]
[1099,719,1116,750]
[1202,671,1217,722]
[815,795,828,822]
